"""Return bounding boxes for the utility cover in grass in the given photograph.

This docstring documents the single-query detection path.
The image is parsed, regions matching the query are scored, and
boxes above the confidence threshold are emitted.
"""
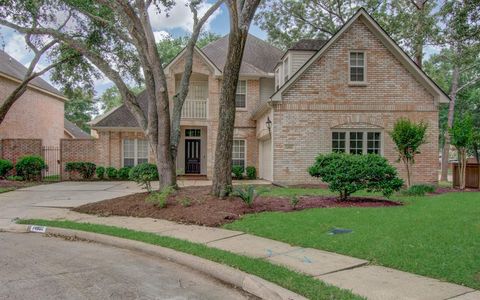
[328,228,353,235]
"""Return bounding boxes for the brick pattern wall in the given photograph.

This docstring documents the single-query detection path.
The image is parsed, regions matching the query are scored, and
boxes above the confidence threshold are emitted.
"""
[273,19,439,185]
[0,139,42,167]
[60,139,98,180]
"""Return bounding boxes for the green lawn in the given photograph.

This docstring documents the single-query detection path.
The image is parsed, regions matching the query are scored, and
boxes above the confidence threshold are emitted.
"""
[18,219,363,300]
[225,188,480,289]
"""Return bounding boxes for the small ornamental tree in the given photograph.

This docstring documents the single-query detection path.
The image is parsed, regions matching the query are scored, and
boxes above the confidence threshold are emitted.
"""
[389,118,428,187]
[308,153,403,201]
[450,115,474,190]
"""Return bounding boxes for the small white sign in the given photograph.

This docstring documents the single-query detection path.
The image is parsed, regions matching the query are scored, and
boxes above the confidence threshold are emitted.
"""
[30,225,47,233]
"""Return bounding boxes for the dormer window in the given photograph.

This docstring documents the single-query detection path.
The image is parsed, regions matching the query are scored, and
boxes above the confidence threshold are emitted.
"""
[283,57,289,82]
[349,51,366,83]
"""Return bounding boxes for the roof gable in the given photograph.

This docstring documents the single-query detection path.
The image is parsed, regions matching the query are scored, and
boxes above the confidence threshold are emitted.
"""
[0,50,66,100]
[271,8,450,104]
[164,46,222,76]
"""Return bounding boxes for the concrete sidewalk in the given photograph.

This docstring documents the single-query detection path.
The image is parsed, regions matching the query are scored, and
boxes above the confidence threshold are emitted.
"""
[1,181,478,300]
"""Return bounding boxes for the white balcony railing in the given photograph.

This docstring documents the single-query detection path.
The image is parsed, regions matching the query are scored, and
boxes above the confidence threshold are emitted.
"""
[181,99,207,119]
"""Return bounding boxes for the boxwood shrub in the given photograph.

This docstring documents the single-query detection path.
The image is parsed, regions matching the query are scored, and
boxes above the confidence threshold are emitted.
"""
[106,167,118,179]
[308,152,404,200]
[246,166,256,180]
[96,166,105,179]
[0,159,13,178]
[15,155,46,181]
[118,167,132,180]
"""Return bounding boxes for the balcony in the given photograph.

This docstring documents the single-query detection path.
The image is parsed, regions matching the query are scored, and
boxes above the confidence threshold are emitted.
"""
[181,99,207,119]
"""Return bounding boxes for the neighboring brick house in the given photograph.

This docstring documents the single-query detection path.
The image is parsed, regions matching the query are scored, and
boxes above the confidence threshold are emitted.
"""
[0,50,89,146]
[90,9,449,185]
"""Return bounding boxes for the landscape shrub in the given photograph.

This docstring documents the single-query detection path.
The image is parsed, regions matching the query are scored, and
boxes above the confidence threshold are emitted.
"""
[402,184,436,196]
[15,155,46,181]
[179,197,192,207]
[96,166,105,179]
[129,163,159,192]
[246,166,256,180]
[308,153,404,201]
[65,162,96,179]
[232,185,264,207]
[232,165,244,179]
[118,167,132,180]
[290,195,300,209]
[146,186,174,208]
[6,175,23,181]
[106,167,118,179]
[0,159,13,178]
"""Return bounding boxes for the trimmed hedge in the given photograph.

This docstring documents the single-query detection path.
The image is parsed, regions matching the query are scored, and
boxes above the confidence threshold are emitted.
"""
[232,165,244,179]
[106,167,118,179]
[15,155,46,181]
[0,159,13,178]
[246,166,256,180]
[129,163,158,192]
[96,166,105,179]
[118,167,132,180]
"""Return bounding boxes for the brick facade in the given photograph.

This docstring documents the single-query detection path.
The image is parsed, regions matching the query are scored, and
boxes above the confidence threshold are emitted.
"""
[272,19,439,185]
[0,76,65,147]
[60,139,98,180]
[0,139,42,165]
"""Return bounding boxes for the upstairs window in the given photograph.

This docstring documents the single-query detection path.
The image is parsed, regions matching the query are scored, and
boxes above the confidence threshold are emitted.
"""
[283,57,289,82]
[235,80,247,108]
[275,68,280,90]
[349,52,365,83]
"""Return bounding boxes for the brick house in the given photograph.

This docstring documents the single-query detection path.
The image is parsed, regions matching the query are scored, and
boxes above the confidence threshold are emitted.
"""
[0,50,90,146]
[90,9,448,185]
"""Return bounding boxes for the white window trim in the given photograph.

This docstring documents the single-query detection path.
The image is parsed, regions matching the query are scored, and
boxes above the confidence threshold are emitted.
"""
[236,80,248,111]
[122,139,149,167]
[283,56,290,83]
[232,138,247,170]
[331,129,383,156]
[348,50,367,85]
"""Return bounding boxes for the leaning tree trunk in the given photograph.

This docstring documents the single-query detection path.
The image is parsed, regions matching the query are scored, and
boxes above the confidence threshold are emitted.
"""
[211,29,248,197]
[440,66,460,181]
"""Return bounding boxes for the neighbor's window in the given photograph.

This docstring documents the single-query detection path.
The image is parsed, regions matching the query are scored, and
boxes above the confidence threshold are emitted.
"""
[331,131,381,155]
[349,52,365,82]
[236,80,247,108]
[123,139,148,167]
[232,139,246,169]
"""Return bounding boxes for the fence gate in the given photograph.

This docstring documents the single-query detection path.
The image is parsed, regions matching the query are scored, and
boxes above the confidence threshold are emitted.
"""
[42,145,60,179]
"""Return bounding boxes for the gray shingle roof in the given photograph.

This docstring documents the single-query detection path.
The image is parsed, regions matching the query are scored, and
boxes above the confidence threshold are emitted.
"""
[202,34,283,74]
[91,91,148,128]
[289,39,327,51]
[64,118,92,138]
[0,50,64,98]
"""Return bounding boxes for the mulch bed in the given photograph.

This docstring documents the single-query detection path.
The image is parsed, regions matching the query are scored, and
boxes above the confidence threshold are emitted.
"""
[73,186,402,227]
[0,179,38,189]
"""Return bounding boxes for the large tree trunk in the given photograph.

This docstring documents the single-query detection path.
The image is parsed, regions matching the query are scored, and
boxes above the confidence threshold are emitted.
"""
[440,65,460,181]
[211,30,248,197]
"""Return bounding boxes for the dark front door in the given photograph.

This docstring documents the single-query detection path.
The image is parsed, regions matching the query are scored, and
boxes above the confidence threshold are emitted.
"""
[185,139,201,174]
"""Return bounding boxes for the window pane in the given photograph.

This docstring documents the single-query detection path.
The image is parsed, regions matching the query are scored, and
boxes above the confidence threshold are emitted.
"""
[232,140,246,169]
[123,139,135,158]
[123,158,135,167]
[137,158,148,165]
[185,129,201,137]
[235,94,246,108]
[367,132,381,154]
[350,52,365,82]
[137,139,148,159]
[332,132,346,153]
[349,132,363,154]
[236,80,246,94]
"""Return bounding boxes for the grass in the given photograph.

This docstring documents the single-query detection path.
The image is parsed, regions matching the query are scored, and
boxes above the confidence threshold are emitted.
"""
[0,187,14,193]
[225,188,480,289]
[43,175,60,182]
[17,219,363,300]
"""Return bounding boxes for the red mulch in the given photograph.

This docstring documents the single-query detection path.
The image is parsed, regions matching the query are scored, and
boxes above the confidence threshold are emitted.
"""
[73,186,402,227]
[0,179,38,189]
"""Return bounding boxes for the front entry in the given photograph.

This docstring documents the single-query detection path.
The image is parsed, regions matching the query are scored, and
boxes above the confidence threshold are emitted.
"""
[185,139,201,174]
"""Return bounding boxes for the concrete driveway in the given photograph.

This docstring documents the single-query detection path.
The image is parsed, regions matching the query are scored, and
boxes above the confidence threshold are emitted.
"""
[0,232,251,299]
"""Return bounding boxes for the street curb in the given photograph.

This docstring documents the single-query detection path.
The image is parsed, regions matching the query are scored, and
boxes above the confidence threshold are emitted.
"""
[2,224,307,300]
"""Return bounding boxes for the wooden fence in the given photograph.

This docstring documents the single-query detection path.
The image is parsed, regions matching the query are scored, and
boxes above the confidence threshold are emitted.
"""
[453,163,480,189]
